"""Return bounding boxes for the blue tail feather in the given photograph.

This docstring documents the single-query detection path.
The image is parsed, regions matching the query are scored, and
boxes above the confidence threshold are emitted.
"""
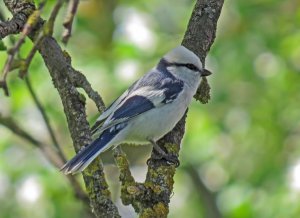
[61,126,125,174]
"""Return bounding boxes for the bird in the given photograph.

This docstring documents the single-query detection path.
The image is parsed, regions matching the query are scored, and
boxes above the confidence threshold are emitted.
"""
[61,45,211,174]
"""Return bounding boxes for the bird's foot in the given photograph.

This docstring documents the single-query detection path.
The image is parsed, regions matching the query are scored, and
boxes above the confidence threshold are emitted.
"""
[147,139,180,167]
[151,152,180,167]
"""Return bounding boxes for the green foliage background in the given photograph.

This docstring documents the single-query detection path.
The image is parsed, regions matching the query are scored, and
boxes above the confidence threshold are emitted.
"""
[0,0,300,217]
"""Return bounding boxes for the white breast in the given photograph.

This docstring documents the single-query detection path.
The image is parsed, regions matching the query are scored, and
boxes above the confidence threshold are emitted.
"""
[120,82,199,144]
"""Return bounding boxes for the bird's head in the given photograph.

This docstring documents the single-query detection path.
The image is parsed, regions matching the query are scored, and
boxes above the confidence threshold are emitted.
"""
[161,45,211,80]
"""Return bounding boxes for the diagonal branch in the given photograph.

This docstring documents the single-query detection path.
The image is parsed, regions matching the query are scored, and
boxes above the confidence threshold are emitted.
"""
[62,0,80,44]
[44,0,64,36]
[113,0,224,217]
[35,35,119,217]
[18,32,43,77]
[0,114,42,148]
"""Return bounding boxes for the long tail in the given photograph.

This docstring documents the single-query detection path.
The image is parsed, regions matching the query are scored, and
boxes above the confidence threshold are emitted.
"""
[61,128,119,174]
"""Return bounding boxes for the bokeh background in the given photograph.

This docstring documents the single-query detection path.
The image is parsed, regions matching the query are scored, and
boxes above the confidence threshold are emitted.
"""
[1,0,300,217]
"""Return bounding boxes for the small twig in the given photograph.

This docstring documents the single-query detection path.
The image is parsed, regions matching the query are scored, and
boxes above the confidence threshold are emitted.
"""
[60,50,105,112]
[0,114,63,169]
[46,0,105,111]
[0,2,46,96]
[25,76,67,162]
[0,51,15,95]
[0,80,9,95]
[0,114,42,147]
[69,69,106,112]
[44,0,65,36]
[62,0,80,44]
[19,33,44,78]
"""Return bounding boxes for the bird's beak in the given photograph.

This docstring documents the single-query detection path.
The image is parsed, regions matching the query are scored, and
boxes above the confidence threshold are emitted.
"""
[201,69,212,77]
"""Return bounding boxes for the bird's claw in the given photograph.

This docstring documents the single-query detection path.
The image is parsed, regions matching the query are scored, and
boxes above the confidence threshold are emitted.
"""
[164,154,180,167]
[147,153,180,167]
[147,139,180,167]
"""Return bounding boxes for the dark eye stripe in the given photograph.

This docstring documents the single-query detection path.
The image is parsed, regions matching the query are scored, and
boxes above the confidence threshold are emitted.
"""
[184,63,199,71]
[159,58,200,72]
[173,63,199,71]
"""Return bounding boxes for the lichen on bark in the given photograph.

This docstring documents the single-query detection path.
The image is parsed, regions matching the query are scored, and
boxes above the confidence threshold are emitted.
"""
[113,1,224,217]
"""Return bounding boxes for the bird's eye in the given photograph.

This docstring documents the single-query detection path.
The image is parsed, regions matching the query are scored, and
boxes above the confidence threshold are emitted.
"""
[185,64,199,71]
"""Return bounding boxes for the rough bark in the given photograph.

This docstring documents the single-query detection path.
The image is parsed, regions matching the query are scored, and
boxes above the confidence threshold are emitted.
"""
[37,36,120,218]
[115,0,224,217]
[142,0,224,216]
[0,0,35,39]
[182,0,224,63]
[2,1,119,217]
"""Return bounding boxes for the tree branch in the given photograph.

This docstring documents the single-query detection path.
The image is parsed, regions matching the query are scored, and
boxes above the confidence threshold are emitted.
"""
[2,1,119,217]
[62,0,80,44]
[182,0,223,63]
[0,0,35,39]
[0,0,45,95]
[44,0,64,36]
[113,0,224,217]
[35,25,120,218]
[66,61,106,112]
[18,32,43,77]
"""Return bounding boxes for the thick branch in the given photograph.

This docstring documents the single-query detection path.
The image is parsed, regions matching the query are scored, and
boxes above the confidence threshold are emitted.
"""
[2,0,119,217]
[182,0,223,63]
[36,35,119,218]
[116,0,225,217]
[0,0,35,39]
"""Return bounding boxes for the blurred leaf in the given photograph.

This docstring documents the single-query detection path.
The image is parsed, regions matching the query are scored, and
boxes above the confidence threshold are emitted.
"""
[0,40,7,51]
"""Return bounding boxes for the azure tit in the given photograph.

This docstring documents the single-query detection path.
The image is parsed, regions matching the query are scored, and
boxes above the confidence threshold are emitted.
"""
[61,45,211,174]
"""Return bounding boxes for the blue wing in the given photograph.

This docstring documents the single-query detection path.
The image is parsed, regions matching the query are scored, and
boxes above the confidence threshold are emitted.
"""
[112,95,155,120]
[91,67,184,135]
[90,81,138,135]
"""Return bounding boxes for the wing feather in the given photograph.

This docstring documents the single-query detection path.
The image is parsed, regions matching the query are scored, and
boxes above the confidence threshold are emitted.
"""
[91,68,184,136]
[91,81,138,135]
